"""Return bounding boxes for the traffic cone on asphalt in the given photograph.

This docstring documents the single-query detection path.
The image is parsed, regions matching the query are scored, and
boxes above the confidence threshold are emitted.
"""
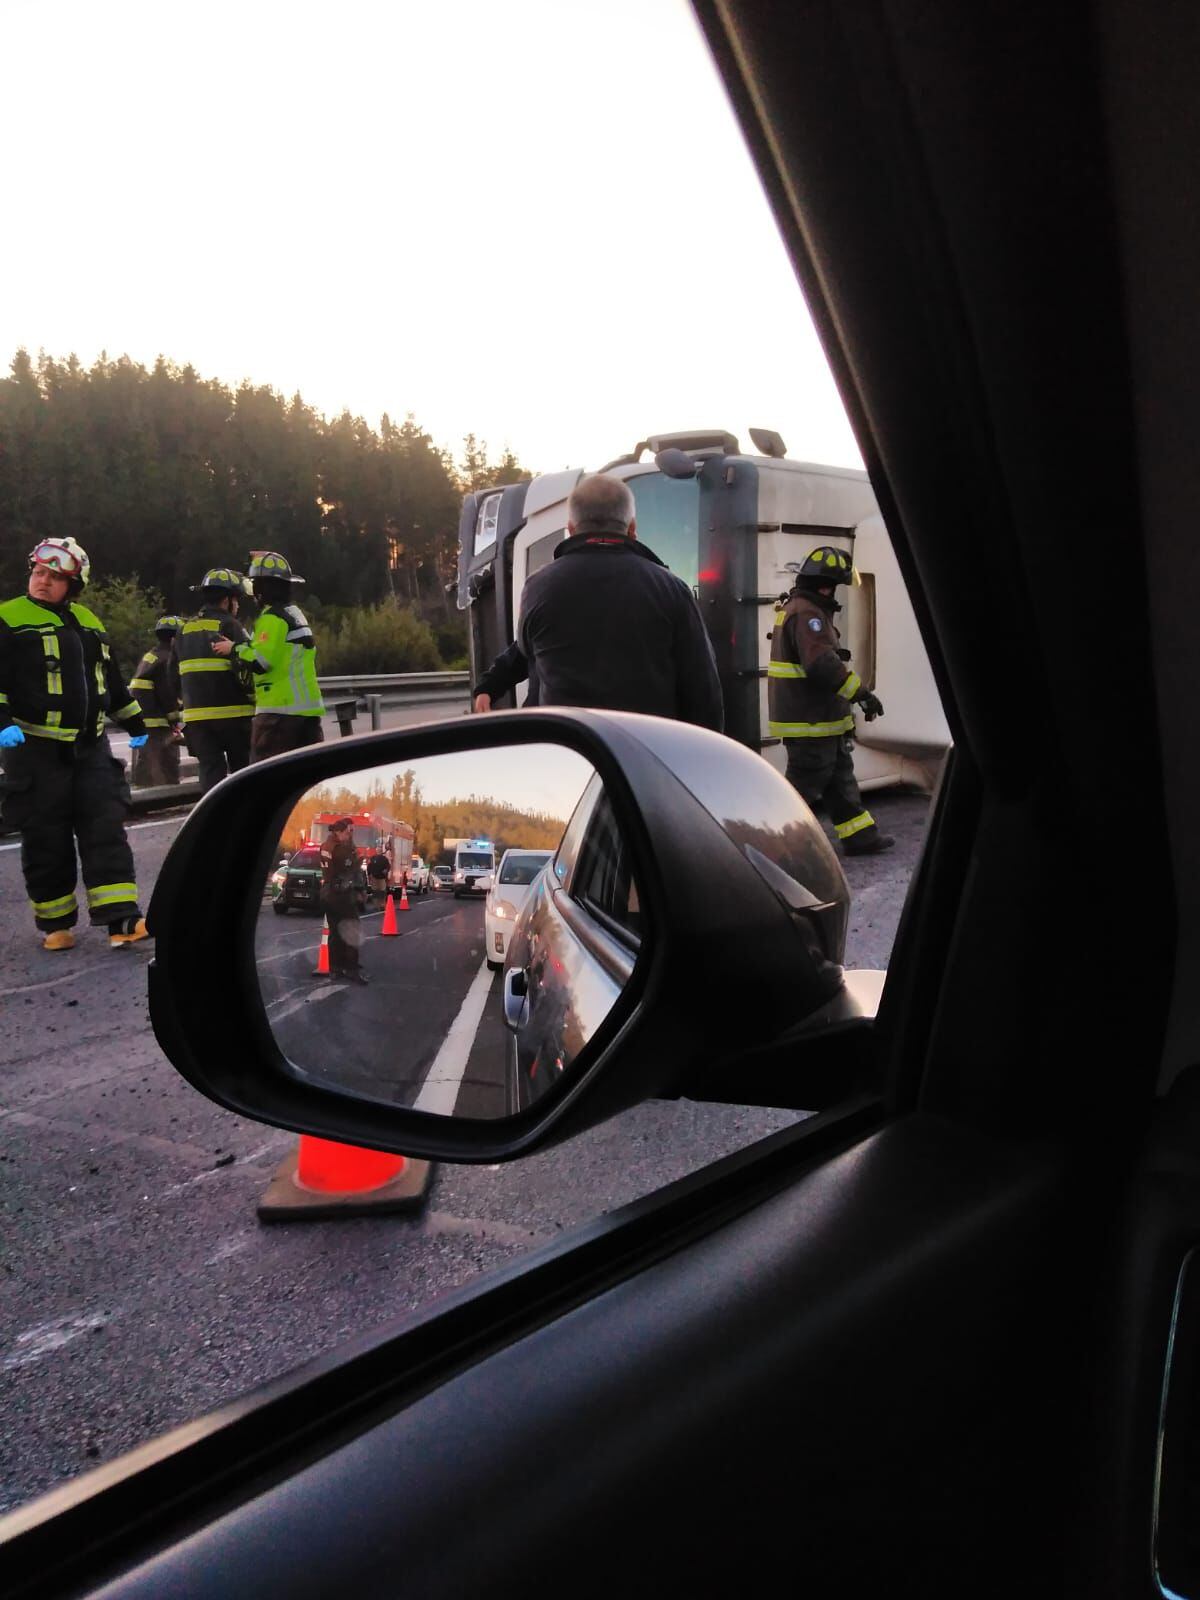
[381,893,398,936]
[399,881,410,912]
[312,916,331,976]
[257,1133,432,1221]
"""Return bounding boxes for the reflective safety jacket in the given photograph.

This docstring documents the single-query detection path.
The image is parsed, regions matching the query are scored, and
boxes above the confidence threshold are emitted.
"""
[766,590,863,740]
[174,607,255,725]
[0,595,146,745]
[237,604,324,717]
[128,639,182,729]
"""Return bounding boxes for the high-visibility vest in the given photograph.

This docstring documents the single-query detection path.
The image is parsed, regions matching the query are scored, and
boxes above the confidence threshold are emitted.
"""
[239,606,324,716]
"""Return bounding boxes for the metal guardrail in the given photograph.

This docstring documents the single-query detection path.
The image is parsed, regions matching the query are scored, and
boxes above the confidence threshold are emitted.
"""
[0,673,472,829]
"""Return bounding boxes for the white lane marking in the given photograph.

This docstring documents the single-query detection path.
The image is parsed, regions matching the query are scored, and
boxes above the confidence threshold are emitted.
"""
[412,959,495,1117]
[255,914,435,968]
[161,1136,290,1198]
[0,962,112,999]
[3,1312,111,1371]
[0,815,186,853]
[268,981,350,1025]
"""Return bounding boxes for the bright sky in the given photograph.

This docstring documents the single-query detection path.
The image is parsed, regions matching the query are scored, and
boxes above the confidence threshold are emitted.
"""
[0,0,861,476]
[315,746,594,823]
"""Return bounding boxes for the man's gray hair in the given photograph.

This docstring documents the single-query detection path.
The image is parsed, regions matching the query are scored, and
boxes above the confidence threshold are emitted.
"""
[568,474,635,536]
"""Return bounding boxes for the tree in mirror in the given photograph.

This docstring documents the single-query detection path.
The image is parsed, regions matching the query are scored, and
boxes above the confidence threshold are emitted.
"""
[254,743,636,1120]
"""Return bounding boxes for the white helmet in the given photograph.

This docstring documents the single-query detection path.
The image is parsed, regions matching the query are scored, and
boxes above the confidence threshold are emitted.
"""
[27,537,91,589]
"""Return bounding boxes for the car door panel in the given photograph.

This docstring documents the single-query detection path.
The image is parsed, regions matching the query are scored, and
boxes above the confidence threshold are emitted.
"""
[25,1116,1071,1600]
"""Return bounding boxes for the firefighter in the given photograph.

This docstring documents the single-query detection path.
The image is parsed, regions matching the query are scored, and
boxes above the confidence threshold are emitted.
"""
[213,551,325,761]
[767,545,895,855]
[0,538,152,950]
[319,817,367,983]
[128,614,183,787]
[175,568,255,793]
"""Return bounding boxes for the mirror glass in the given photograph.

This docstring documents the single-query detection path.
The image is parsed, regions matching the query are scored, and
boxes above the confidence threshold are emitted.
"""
[255,743,637,1118]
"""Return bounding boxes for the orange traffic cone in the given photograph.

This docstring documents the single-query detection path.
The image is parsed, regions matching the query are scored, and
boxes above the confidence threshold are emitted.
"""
[258,1133,432,1221]
[312,915,331,976]
[399,881,410,912]
[381,893,398,936]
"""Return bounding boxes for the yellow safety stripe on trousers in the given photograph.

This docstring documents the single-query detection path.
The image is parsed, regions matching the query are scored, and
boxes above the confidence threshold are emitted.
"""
[86,883,138,910]
[142,716,170,727]
[766,661,807,678]
[113,701,142,722]
[838,671,863,700]
[835,811,876,840]
[179,658,233,674]
[129,677,156,690]
[181,703,255,723]
[15,718,79,742]
[32,892,78,918]
[182,618,221,632]
[767,717,855,738]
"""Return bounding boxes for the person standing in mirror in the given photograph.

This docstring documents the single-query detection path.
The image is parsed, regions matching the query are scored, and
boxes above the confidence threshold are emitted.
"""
[502,475,722,728]
[319,817,367,985]
[767,545,894,855]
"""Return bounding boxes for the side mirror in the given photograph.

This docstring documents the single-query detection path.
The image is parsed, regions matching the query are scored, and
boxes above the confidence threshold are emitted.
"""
[147,711,861,1164]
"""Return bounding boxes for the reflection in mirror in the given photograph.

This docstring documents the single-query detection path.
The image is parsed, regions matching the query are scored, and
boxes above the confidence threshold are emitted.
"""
[255,744,634,1120]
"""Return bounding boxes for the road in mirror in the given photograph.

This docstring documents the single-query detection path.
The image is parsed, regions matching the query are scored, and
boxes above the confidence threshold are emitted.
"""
[255,743,624,1119]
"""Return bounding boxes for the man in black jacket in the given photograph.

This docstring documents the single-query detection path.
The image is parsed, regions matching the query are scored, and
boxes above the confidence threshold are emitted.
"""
[514,474,723,729]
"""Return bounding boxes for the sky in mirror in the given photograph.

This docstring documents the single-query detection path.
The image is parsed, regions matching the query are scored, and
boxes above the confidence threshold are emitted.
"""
[0,0,858,472]
[305,746,595,824]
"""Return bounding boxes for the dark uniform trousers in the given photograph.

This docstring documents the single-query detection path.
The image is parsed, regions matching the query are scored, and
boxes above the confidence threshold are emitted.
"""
[326,893,362,975]
[251,715,324,763]
[0,737,139,931]
[188,719,251,794]
[784,735,879,839]
[131,729,180,788]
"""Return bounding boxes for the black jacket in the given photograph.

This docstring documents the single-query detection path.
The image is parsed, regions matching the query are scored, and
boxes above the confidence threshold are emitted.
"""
[173,607,255,724]
[516,536,723,730]
[474,640,539,707]
[0,594,146,745]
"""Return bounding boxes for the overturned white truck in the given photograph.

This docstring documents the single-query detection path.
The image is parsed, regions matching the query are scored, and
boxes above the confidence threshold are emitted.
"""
[457,428,948,792]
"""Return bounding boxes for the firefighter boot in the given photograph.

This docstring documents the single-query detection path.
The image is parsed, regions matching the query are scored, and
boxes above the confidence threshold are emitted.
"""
[43,929,75,952]
[109,916,151,949]
[842,830,896,856]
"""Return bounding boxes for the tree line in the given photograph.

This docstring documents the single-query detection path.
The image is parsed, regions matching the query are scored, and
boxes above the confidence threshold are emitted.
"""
[0,349,532,665]
[283,770,570,865]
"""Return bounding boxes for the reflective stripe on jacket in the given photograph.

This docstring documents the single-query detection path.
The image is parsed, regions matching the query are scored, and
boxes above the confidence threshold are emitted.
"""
[766,591,860,740]
[129,640,182,728]
[239,606,324,716]
[0,595,146,743]
[174,608,255,724]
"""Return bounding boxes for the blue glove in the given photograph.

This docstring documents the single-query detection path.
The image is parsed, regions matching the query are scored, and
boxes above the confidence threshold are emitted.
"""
[0,725,25,749]
[128,734,149,748]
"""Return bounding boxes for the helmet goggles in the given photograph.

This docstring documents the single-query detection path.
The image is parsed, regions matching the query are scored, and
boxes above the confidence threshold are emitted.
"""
[30,542,82,577]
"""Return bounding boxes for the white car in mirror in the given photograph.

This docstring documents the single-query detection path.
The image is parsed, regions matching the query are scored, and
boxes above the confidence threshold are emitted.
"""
[485,848,554,971]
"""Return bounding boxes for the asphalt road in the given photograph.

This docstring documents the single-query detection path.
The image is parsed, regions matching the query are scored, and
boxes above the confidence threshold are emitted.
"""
[258,891,511,1118]
[0,787,928,1515]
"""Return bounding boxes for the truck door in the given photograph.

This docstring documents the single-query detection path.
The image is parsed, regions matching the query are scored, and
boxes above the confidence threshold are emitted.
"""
[457,482,529,703]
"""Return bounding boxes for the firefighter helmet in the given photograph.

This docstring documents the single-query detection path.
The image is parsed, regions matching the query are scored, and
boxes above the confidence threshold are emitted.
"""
[28,537,91,588]
[796,545,857,587]
[154,614,182,636]
[248,550,305,585]
[192,567,244,595]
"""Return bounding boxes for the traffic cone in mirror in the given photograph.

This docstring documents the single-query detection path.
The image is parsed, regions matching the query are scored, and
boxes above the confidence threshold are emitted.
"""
[258,1132,432,1221]
[312,916,331,976]
[381,893,398,936]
